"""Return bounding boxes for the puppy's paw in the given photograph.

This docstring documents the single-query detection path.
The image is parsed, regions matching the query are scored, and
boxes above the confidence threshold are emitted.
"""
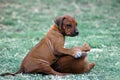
[83,43,91,52]
[74,51,82,58]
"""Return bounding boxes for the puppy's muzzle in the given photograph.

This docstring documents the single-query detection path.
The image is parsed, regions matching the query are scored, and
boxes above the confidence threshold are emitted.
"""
[74,28,79,36]
[75,29,79,35]
[71,29,79,37]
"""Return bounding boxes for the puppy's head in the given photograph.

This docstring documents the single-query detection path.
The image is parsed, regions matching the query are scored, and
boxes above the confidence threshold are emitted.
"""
[54,15,79,37]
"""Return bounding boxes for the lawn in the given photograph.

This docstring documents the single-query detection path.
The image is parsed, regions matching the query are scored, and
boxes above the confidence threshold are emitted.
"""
[0,0,120,80]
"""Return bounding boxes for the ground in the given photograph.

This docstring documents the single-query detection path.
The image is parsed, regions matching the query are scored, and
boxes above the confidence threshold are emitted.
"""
[0,0,120,80]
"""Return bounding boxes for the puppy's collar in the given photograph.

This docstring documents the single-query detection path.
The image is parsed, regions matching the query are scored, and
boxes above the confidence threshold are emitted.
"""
[53,24,66,36]
[54,23,59,28]
[51,24,64,37]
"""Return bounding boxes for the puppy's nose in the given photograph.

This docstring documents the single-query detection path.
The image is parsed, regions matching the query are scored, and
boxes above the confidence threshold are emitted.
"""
[75,31,79,35]
[75,29,79,35]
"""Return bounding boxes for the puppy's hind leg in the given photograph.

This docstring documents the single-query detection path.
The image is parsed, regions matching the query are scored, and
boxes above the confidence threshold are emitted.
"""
[86,62,95,73]
[89,63,95,70]
[36,63,68,76]
[47,67,68,76]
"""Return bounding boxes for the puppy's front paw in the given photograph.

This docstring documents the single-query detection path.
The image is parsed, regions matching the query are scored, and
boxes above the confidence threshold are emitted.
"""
[74,51,82,58]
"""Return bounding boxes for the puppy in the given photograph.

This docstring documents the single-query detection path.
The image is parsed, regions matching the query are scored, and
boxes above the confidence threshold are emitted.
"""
[1,15,83,76]
[52,43,95,74]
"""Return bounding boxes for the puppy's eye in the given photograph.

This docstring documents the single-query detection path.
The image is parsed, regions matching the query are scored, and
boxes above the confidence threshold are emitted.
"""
[67,24,72,28]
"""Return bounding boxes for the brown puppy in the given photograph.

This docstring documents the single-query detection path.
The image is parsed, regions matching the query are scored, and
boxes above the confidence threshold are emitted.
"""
[52,43,95,74]
[1,15,83,76]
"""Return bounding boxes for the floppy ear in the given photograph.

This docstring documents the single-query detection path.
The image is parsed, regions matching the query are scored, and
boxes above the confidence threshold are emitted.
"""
[54,16,65,29]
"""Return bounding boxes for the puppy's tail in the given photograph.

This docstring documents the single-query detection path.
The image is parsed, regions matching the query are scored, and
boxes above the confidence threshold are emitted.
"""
[0,68,23,76]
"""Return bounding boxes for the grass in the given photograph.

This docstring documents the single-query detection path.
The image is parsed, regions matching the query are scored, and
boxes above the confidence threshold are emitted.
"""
[0,0,120,80]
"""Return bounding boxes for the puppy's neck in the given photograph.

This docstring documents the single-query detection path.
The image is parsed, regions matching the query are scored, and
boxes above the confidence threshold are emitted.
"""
[50,24,62,34]
[49,24,65,38]
[50,24,59,31]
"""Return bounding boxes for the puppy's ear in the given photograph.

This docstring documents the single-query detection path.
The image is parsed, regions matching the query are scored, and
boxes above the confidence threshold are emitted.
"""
[54,16,65,29]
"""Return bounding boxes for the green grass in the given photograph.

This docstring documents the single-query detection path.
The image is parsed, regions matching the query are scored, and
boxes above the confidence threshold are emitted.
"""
[0,0,120,80]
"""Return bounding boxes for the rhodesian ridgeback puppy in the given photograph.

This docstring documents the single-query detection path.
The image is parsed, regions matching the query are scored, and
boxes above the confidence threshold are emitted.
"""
[1,15,84,76]
[52,43,95,74]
